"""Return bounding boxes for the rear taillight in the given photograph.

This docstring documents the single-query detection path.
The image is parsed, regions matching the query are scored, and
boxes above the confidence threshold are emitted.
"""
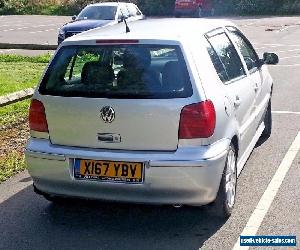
[29,99,48,133]
[179,100,216,139]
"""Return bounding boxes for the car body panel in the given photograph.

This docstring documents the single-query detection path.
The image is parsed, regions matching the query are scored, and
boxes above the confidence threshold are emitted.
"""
[42,96,194,151]
[26,137,228,205]
[61,19,113,32]
[27,18,275,206]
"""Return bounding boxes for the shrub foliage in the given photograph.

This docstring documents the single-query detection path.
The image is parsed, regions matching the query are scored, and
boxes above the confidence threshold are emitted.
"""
[0,0,300,15]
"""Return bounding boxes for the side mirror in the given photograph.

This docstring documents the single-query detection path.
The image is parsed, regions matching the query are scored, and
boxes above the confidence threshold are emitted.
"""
[119,15,129,22]
[263,52,279,65]
[71,15,77,21]
[118,16,124,23]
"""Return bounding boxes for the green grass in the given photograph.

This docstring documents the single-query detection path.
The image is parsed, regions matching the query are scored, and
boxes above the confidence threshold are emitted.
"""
[0,153,26,183]
[0,54,50,96]
[0,100,30,183]
[0,100,30,127]
[0,54,51,63]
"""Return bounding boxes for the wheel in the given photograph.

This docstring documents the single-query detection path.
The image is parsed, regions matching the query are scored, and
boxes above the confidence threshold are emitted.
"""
[195,6,203,18]
[210,8,215,16]
[262,99,272,138]
[211,144,237,218]
[175,13,181,18]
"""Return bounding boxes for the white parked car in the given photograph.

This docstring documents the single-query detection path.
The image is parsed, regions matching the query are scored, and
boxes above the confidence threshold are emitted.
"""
[58,2,144,44]
[26,18,278,218]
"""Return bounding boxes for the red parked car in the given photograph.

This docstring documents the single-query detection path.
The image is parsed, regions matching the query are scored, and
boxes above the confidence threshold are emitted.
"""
[174,0,214,17]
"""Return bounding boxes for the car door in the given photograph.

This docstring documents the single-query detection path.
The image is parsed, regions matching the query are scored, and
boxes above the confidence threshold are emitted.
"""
[226,26,267,128]
[206,29,257,156]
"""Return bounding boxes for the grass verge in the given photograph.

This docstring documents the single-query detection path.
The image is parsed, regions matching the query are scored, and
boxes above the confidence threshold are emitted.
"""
[0,100,30,183]
[0,100,30,128]
[0,153,26,183]
[0,54,50,96]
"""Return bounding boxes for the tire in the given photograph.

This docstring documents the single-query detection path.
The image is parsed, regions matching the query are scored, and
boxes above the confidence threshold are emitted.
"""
[210,8,215,16]
[210,144,237,218]
[175,13,181,18]
[262,99,272,138]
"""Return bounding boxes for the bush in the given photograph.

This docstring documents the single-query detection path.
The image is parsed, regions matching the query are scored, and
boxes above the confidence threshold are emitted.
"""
[137,0,175,16]
[281,0,300,14]
[0,0,300,16]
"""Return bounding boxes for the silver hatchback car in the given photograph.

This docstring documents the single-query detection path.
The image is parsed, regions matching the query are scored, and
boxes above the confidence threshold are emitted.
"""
[25,19,278,218]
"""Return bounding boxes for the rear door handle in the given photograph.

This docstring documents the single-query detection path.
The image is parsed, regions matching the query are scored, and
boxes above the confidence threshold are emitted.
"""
[254,83,259,92]
[234,96,241,108]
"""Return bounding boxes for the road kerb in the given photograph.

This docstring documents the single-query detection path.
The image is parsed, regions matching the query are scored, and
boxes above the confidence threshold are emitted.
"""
[0,88,34,107]
[0,43,57,50]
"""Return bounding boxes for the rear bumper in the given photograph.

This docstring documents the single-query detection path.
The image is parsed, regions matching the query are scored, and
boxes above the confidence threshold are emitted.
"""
[174,7,198,15]
[174,5,213,15]
[25,138,230,205]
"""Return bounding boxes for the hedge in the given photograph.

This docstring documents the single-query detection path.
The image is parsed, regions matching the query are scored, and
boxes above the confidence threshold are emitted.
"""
[1,0,300,15]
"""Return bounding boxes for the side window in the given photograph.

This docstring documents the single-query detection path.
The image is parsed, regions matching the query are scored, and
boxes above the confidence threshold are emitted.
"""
[120,5,129,18]
[207,32,246,83]
[135,6,142,16]
[126,4,137,17]
[204,39,229,82]
[227,27,259,72]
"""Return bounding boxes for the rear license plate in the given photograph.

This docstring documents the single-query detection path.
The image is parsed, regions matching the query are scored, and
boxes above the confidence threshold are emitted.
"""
[74,159,144,184]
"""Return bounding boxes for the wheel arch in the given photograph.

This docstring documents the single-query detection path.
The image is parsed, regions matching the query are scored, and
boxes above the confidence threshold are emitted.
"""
[231,135,239,159]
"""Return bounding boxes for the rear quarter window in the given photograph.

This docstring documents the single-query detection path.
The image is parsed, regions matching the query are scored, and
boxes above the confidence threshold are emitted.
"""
[39,45,193,99]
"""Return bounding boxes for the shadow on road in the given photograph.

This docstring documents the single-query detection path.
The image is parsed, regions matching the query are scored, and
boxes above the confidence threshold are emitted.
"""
[0,185,226,250]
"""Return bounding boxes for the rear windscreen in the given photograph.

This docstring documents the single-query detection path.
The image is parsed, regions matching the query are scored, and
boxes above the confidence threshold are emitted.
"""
[39,45,193,99]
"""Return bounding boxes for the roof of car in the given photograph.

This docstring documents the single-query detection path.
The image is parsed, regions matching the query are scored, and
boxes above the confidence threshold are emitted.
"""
[64,18,236,43]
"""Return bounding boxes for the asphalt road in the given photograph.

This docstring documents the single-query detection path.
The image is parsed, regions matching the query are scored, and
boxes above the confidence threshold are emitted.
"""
[0,16,300,250]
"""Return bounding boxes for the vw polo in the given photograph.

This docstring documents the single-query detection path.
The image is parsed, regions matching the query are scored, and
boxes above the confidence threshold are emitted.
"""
[26,19,278,217]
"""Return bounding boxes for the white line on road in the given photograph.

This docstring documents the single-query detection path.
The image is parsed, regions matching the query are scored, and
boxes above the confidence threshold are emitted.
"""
[256,48,300,54]
[254,43,300,48]
[274,48,300,53]
[280,55,300,60]
[232,131,300,250]
[272,111,300,115]
[0,24,61,32]
[0,49,16,54]
[275,64,300,67]
[29,28,56,34]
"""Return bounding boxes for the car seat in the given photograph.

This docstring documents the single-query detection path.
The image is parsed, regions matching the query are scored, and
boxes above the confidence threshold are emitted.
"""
[117,48,161,92]
[162,61,185,92]
[81,61,115,88]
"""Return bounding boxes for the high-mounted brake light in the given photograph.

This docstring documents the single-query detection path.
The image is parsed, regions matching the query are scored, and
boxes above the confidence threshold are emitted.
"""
[179,100,216,139]
[29,99,49,133]
[96,39,139,44]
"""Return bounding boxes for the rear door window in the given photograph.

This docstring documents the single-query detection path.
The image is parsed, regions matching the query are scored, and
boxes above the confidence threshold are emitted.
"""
[126,4,141,17]
[39,45,193,99]
[227,26,259,72]
[120,5,130,18]
[206,31,246,83]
